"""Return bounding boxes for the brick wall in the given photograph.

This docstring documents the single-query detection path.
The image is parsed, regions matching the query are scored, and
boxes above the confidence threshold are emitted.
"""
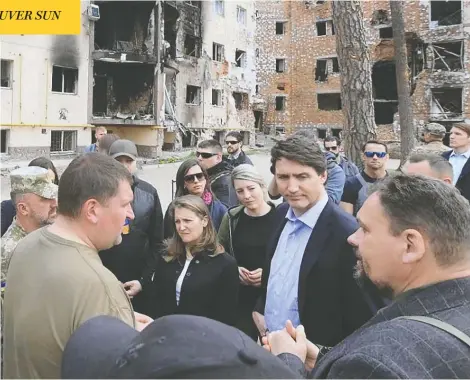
[256,0,470,140]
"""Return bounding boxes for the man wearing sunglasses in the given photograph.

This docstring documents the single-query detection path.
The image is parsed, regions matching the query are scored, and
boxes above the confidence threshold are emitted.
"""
[324,136,359,179]
[341,140,388,216]
[224,131,253,167]
[196,139,238,207]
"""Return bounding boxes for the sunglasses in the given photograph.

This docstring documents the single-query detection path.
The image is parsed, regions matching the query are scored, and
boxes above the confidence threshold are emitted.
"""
[325,146,338,151]
[184,172,205,183]
[225,140,239,145]
[196,151,217,159]
[364,151,387,158]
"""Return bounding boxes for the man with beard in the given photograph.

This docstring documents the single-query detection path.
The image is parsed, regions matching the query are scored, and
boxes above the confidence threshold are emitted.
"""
[1,166,58,283]
[224,131,253,167]
[197,139,238,207]
[341,140,388,216]
[265,174,470,378]
[3,153,152,379]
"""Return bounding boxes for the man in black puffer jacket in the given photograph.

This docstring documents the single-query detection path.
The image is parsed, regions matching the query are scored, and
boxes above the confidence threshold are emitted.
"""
[197,139,238,208]
[99,139,163,318]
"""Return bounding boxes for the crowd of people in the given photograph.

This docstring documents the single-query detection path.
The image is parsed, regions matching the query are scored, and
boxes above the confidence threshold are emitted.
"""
[1,121,470,379]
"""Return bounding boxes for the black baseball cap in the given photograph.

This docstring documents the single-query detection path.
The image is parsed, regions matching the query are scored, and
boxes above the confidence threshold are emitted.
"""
[61,314,299,379]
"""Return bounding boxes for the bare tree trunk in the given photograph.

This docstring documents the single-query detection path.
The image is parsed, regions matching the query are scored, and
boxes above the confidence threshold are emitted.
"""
[390,0,415,166]
[332,0,376,167]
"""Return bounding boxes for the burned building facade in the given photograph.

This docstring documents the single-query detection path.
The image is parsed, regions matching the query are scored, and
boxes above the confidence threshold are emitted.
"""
[91,1,163,157]
[255,0,470,145]
[0,2,93,159]
[162,1,257,150]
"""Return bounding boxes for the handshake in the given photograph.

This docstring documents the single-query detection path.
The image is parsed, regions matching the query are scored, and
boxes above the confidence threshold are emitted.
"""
[262,320,319,373]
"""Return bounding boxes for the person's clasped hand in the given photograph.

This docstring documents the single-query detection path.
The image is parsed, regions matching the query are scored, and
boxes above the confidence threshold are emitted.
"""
[123,280,142,299]
[134,311,153,332]
[262,320,319,372]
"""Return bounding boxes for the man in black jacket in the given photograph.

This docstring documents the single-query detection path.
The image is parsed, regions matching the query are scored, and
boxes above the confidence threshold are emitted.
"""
[224,131,253,167]
[197,139,238,207]
[266,174,470,378]
[99,139,163,317]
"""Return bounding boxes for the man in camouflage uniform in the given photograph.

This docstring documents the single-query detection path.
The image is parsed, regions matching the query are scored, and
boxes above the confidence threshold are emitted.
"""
[1,166,58,285]
[411,122,450,155]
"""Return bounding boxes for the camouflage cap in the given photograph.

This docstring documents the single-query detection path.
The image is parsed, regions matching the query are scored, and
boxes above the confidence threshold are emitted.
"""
[10,166,58,200]
[424,123,446,136]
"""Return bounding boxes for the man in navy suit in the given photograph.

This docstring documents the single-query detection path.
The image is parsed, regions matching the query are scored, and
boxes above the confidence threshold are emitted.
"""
[253,135,379,348]
[443,123,470,202]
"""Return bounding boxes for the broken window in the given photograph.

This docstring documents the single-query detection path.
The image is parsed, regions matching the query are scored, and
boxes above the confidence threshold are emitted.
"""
[232,92,248,110]
[276,21,286,35]
[213,43,224,62]
[212,89,222,106]
[215,0,224,16]
[316,21,327,36]
[277,83,286,90]
[315,59,328,81]
[374,101,397,124]
[50,130,77,152]
[255,48,260,58]
[317,93,342,110]
[430,0,461,27]
[255,85,259,95]
[93,62,154,118]
[276,59,286,73]
[431,88,463,120]
[94,1,155,53]
[163,3,179,59]
[379,27,393,39]
[236,49,246,68]
[184,35,200,57]
[372,61,398,100]
[275,96,285,111]
[316,20,334,36]
[186,85,201,105]
[332,57,339,73]
[1,59,12,88]
[430,41,463,71]
[371,9,390,25]
[332,128,341,137]
[317,129,326,139]
[1,130,8,153]
[52,66,78,94]
[316,0,326,4]
[237,6,247,25]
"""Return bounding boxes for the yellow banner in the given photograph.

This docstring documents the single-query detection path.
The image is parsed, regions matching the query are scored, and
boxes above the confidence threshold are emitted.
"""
[0,0,80,35]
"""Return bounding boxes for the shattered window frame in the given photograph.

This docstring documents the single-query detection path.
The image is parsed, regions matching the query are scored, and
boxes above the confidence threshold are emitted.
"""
[275,96,286,111]
[215,0,225,17]
[213,42,224,62]
[276,58,286,73]
[430,41,464,71]
[275,21,286,35]
[212,89,222,106]
[235,49,247,68]
[184,34,200,58]
[317,92,342,111]
[50,130,77,153]
[315,59,328,81]
[332,57,340,73]
[430,87,463,121]
[237,6,247,25]
[186,85,201,105]
[51,65,78,95]
[1,59,13,88]
[430,0,462,27]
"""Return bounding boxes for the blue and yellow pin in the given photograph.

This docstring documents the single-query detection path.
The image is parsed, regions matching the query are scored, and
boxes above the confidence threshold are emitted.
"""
[122,218,130,235]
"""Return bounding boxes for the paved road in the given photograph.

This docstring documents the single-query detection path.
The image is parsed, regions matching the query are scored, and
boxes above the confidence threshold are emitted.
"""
[1,153,400,210]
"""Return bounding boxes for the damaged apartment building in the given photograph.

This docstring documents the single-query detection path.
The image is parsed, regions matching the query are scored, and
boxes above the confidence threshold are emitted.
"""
[92,1,163,157]
[255,0,470,147]
[161,1,257,150]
